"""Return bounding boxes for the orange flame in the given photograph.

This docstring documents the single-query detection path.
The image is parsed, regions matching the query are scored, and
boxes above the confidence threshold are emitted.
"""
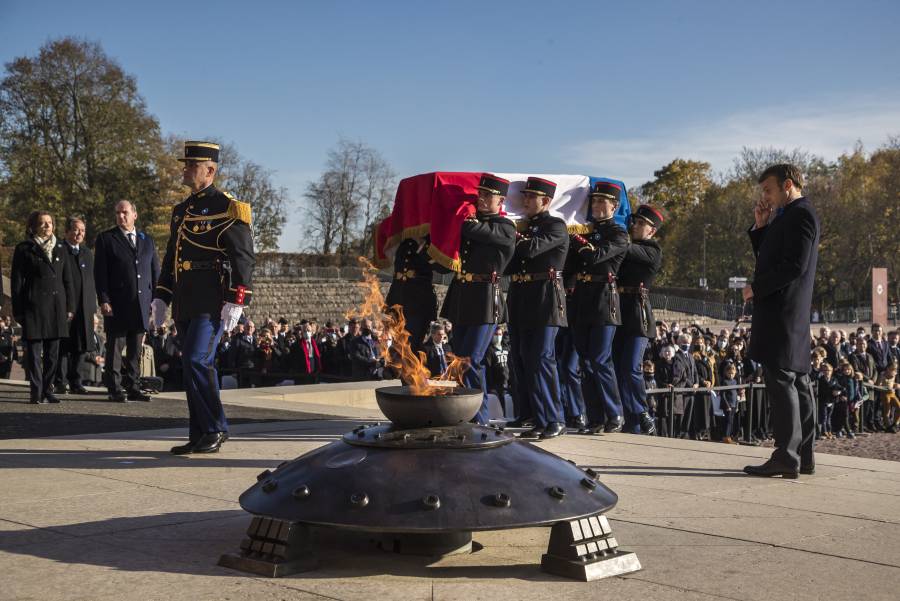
[350,256,470,395]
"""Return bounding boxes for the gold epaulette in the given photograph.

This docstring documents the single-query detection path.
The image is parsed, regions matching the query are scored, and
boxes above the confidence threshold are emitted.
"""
[224,192,252,224]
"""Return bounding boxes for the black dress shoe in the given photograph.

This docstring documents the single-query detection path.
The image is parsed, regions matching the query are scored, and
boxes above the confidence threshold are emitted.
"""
[579,422,603,435]
[743,459,799,479]
[639,412,657,435]
[44,392,62,404]
[506,418,534,429]
[193,432,226,453]
[566,414,587,429]
[53,384,68,395]
[540,422,567,439]
[170,440,197,455]
[30,398,48,404]
[800,465,815,475]
[604,416,625,433]
[69,385,90,394]
[109,392,127,402]
[127,390,152,402]
[519,427,544,439]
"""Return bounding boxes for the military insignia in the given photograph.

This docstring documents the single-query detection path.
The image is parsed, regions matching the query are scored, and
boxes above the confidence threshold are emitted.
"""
[530,226,539,233]
[201,207,209,215]
[192,225,199,232]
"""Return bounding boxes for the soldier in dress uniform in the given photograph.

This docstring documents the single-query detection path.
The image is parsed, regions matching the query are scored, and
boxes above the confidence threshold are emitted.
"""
[384,236,437,353]
[506,177,569,439]
[151,141,255,455]
[613,204,664,434]
[567,181,630,433]
[440,174,516,425]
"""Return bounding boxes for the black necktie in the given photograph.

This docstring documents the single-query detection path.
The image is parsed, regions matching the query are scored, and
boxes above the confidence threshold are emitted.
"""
[127,232,136,248]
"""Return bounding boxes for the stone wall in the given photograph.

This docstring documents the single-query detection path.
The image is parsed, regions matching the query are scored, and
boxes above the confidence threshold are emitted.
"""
[245,277,449,324]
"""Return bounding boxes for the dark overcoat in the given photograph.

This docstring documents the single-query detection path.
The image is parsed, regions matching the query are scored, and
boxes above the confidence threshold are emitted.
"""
[747,197,820,373]
[94,227,160,335]
[10,238,75,340]
[60,242,98,350]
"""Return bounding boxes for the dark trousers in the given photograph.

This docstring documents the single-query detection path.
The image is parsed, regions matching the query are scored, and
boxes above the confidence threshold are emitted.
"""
[105,331,143,394]
[451,324,496,425]
[614,335,649,431]
[573,325,623,424]
[555,327,585,419]
[510,325,564,428]
[178,317,228,441]
[55,339,86,389]
[25,338,59,402]
[763,365,815,470]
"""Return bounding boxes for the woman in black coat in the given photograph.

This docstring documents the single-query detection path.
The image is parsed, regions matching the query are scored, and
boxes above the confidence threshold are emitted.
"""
[11,211,75,404]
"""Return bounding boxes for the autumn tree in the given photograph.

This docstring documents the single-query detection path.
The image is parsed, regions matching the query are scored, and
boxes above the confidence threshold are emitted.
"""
[0,37,175,245]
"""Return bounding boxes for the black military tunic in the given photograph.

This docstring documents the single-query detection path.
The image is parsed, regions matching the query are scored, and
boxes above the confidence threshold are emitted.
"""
[385,237,437,349]
[617,239,662,338]
[505,211,569,328]
[566,218,630,327]
[154,184,255,320]
[439,213,516,326]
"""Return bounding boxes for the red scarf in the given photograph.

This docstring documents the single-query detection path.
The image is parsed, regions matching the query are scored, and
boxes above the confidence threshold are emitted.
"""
[300,338,320,373]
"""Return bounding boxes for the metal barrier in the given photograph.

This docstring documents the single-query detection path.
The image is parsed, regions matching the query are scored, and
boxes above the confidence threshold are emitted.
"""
[645,380,895,444]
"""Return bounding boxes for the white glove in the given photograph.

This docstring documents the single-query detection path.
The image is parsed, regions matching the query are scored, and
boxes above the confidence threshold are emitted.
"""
[220,302,243,333]
[150,298,168,328]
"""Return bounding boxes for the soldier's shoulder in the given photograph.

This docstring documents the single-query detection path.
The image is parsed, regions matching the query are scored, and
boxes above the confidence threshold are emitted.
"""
[492,215,516,227]
[220,189,252,224]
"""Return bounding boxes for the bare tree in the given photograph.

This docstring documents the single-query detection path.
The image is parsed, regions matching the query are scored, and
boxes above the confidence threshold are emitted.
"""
[303,139,395,255]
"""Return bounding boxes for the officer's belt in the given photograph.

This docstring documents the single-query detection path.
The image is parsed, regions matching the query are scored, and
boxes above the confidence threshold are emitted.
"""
[179,260,220,271]
[619,286,650,294]
[575,273,616,283]
[455,272,498,283]
[510,271,564,283]
[393,269,417,281]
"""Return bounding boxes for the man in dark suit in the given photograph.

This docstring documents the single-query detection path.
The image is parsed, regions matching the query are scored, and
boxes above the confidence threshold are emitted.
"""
[350,318,384,380]
[867,323,889,374]
[94,200,160,402]
[743,164,820,478]
[422,321,451,377]
[54,216,97,394]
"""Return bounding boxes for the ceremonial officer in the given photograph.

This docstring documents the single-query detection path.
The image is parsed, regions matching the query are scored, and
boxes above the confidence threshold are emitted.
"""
[567,181,630,433]
[384,236,437,353]
[440,173,516,425]
[613,205,665,434]
[152,141,255,455]
[506,177,569,439]
[55,216,97,394]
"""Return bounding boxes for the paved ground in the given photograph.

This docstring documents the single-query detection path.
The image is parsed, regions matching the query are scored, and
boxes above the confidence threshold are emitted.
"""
[2,384,898,601]
[0,383,337,440]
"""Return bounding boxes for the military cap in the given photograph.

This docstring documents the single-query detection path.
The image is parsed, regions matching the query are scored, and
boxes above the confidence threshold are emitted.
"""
[522,176,557,197]
[634,204,665,228]
[476,173,511,196]
[178,141,220,163]
[590,180,621,201]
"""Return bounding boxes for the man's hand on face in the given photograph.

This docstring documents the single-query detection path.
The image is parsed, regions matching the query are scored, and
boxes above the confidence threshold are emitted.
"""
[742,284,754,302]
[754,196,773,229]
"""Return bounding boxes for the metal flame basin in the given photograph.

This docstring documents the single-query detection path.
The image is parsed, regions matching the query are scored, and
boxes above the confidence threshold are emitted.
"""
[374,385,482,429]
[238,387,618,534]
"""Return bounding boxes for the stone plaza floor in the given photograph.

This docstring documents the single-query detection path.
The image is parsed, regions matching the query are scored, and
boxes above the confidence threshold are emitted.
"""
[1,386,898,600]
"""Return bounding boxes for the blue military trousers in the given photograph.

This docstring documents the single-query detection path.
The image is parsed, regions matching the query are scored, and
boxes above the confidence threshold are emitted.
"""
[555,327,586,419]
[451,323,496,425]
[510,325,564,427]
[573,325,623,424]
[615,335,649,432]
[177,315,228,441]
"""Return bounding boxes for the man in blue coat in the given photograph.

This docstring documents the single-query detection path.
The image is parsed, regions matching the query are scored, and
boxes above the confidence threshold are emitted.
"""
[94,200,160,402]
[742,164,820,478]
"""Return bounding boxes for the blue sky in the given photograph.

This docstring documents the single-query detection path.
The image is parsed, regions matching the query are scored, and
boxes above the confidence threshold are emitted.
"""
[2,0,899,250]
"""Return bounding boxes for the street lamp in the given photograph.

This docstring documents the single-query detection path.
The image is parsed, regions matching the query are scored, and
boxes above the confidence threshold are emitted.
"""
[701,223,711,290]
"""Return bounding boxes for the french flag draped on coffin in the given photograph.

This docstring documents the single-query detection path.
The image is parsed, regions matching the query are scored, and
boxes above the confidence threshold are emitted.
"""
[374,172,632,271]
